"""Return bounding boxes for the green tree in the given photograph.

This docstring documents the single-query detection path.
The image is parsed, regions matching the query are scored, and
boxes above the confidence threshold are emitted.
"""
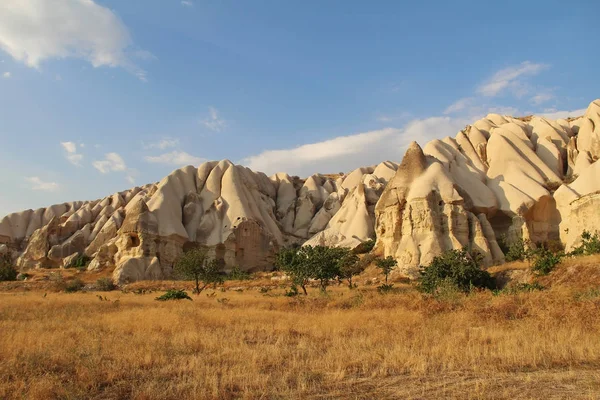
[418,249,494,294]
[375,256,397,284]
[304,245,348,292]
[0,251,17,282]
[276,247,311,295]
[174,248,223,294]
[276,245,352,294]
[337,251,362,289]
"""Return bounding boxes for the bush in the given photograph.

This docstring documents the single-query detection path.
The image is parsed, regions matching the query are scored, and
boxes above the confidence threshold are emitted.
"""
[155,289,193,301]
[0,253,17,281]
[95,277,116,291]
[570,231,600,256]
[500,236,528,262]
[65,254,91,270]
[353,239,376,254]
[418,249,494,294]
[64,278,85,293]
[494,282,545,295]
[227,266,251,281]
[377,283,396,294]
[528,246,563,275]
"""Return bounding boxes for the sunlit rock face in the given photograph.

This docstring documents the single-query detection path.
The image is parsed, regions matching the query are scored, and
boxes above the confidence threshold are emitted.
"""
[3,100,600,282]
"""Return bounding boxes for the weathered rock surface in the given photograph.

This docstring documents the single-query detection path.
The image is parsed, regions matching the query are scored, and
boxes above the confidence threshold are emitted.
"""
[2,100,600,281]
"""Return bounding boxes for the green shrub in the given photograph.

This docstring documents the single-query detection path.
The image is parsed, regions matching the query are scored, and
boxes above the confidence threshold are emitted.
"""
[353,239,376,254]
[500,236,528,262]
[155,289,193,301]
[418,249,494,294]
[64,278,85,293]
[0,253,17,281]
[227,266,251,281]
[95,277,116,291]
[570,230,600,256]
[528,246,563,275]
[494,282,545,295]
[65,254,91,270]
[377,283,396,294]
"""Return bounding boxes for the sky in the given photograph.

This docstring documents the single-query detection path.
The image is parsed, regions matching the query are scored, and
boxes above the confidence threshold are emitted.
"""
[0,0,598,217]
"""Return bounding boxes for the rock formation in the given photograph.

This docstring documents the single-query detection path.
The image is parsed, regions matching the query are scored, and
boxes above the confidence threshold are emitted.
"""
[2,99,600,281]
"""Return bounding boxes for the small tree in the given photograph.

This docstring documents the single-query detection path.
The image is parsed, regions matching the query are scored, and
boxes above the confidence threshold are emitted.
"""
[276,245,351,294]
[305,245,348,292]
[174,248,223,294]
[276,247,311,295]
[0,252,17,282]
[375,256,397,284]
[338,251,362,289]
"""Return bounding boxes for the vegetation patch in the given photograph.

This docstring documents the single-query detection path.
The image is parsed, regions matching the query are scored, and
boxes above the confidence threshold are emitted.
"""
[155,289,193,301]
[0,253,17,282]
[418,249,494,294]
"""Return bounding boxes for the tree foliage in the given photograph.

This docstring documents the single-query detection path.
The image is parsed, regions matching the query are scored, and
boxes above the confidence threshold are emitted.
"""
[418,249,494,294]
[375,256,397,284]
[337,251,361,289]
[570,230,600,256]
[174,248,223,294]
[276,245,355,294]
[0,251,17,282]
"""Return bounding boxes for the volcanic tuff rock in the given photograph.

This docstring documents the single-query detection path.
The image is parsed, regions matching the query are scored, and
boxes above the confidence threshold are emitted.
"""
[2,99,600,281]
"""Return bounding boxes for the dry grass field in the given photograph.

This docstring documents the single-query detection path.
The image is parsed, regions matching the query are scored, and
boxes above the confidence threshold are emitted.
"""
[2,257,600,399]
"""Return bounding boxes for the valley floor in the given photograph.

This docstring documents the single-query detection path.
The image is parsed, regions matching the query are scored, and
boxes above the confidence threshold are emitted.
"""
[2,258,600,399]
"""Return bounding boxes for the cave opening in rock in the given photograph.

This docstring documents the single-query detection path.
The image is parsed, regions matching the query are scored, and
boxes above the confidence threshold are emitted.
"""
[129,233,141,247]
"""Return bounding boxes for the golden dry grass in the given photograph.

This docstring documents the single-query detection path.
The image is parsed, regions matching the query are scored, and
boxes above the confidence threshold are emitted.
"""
[2,258,600,399]
[1,287,600,399]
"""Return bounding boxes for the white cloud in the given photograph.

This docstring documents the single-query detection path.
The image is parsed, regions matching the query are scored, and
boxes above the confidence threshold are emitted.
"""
[443,97,474,115]
[486,106,520,116]
[201,107,227,132]
[143,137,180,150]
[2,71,10,78]
[93,152,127,173]
[181,1,194,6]
[145,151,204,166]
[375,111,411,123]
[61,141,83,166]
[540,108,587,120]
[530,92,554,105]
[0,0,148,80]
[241,117,467,177]
[477,61,548,97]
[25,176,58,191]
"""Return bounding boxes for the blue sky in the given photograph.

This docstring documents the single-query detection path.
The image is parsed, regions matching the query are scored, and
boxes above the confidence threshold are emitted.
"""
[0,0,598,216]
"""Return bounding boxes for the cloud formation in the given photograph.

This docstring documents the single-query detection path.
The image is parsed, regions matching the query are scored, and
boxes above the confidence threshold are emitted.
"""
[145,151,204,166]
[143,138,180,150]
[93,152,127,173]
[443,97,474,115]
[201,107,227,132]
[61,141,83,166]
[25,176,58,191]
[2,71,10,78]
[0,0,148,80]
[540,108,587,120]
[242,117,467,177]
[477,61,548,97]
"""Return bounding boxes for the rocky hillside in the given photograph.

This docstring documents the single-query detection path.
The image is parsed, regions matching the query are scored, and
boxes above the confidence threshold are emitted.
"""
[1,99,599,283]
